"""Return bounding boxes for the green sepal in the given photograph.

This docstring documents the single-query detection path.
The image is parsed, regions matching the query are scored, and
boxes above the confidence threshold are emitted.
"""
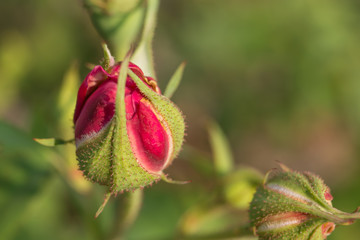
[251,183,328,240]
[76,122,114,185]
[100,43,115,71]
[250,169,333,226]
[111,52,160,193]
[256,216,327,240]
[161,174,190,185]
[263,170,333,213]
[250,164,360,240]
[95,192,112,218]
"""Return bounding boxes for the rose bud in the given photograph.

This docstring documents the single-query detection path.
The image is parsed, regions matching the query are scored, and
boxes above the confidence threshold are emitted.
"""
[249,163,360,240]
[73,59,185,197]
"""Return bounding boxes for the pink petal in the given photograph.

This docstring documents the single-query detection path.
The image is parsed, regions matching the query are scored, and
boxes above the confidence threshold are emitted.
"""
[126,93,172,173]
[74,65,111,124]
[75,81,117,142]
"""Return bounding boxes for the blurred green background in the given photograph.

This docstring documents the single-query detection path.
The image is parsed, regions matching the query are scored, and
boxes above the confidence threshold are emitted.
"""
[1,0,360,239]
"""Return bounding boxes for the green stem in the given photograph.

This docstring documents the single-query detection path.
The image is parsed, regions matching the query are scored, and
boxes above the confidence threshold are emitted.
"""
[330,208,360,224]
[132,0,160,77]
[307,205,360,225]
[55,170,104,240]
[110,190,144,239]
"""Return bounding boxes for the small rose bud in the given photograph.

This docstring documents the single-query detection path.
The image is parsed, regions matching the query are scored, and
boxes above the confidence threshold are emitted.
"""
[249,164,360,240]
[73,60,185,194]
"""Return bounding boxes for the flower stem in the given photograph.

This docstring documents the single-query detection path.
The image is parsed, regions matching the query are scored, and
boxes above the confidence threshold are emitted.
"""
[110,190,144,239]
[132,0,160,77]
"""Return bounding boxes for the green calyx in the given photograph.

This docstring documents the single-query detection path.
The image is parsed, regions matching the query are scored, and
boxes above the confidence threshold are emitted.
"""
[76,122,115,185]
[76,113,160,194]
[249,163,360,240]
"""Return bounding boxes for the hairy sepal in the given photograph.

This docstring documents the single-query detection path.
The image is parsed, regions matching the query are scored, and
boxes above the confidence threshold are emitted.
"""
[111,56,160,193]
[249,165,341,240]
[76,120,114,185]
